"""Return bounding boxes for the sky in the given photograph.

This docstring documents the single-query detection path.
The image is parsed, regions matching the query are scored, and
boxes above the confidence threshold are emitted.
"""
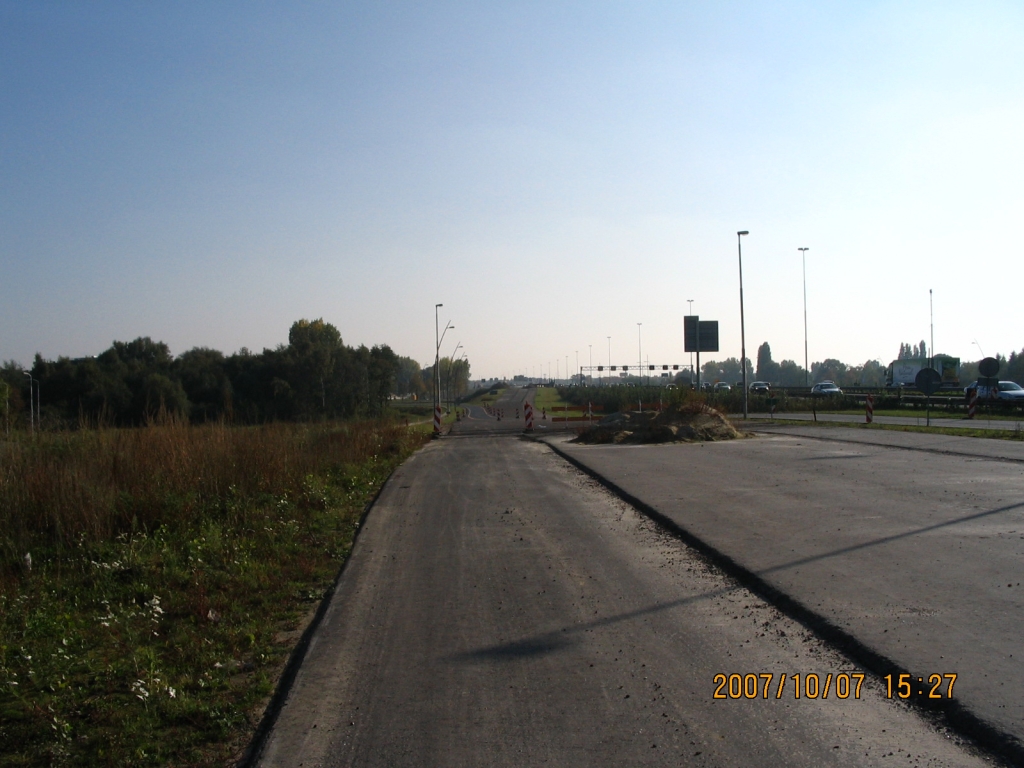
[3,2,1023,380]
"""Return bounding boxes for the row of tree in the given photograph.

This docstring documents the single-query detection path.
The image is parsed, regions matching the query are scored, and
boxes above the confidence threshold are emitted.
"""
[694,342,1024,388]
[0,319,469,429]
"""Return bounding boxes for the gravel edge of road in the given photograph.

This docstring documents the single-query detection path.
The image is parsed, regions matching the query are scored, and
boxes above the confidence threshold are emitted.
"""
[535,434,1024,768]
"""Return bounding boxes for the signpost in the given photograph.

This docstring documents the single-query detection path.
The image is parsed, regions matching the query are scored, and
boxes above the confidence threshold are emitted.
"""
[915,367,942,427]
[684,315,720,391]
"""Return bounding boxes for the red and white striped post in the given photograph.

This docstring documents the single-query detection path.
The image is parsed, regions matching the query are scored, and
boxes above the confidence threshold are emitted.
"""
[433,404,442,434]
[968,388,977,419]
[865,394,874,424]
[525,402,534,430]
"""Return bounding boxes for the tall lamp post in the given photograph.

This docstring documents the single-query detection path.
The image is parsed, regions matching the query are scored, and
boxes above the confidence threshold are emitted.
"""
[737,231,749,419]
[588,345,592,387]
[929,288,934,368]
[687,299,694,383]
[606,337,611,387]
[446,342,462,411]
[23,371,34,434]
[637,323,642,386]
[799,247,809,386]
[434,304,453,433]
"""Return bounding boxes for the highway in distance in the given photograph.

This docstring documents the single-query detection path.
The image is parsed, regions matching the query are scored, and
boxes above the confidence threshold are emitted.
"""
[253,389,1006,767]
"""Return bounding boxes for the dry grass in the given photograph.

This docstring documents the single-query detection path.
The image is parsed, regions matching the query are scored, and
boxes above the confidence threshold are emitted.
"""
[0,418,429,766]
[0,418,417,569]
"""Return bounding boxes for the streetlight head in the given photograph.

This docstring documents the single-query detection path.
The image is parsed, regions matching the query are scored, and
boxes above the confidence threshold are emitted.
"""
[436,303,443,308]
[737,230,749,236]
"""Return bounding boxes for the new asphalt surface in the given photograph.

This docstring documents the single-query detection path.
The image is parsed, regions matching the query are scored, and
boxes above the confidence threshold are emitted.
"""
[253,398,1003,767]
[549,422,1024,762]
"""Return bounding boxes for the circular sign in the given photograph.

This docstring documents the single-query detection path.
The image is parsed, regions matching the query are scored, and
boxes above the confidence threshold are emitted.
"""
[915,367,943,396]
[979,357,1000,378]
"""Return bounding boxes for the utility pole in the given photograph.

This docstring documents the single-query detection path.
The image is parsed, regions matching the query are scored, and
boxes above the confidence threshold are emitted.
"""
[929,289,934,368]
[687,300,694,384]
[23,372,34,434]
[637,323,642,386]
[737,231,749,419]
[799,247,809,386]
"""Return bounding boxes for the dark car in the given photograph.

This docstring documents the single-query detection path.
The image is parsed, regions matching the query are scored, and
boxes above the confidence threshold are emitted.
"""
[749,381,770,395]
[810,381,843,396]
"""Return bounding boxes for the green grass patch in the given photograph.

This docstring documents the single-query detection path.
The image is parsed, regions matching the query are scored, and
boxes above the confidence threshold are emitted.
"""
[531,386,585,416]
[0,419,429,766]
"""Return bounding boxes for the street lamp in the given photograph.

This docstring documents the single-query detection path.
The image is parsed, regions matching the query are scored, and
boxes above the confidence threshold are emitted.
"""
[687,300,694,383]
[23,371,34,434]
[434,304,453,433]
[588,345,592,387]
[637,323,642,386]
[737,231,749,419]
[607,337,611,387]
[445,342,462,411]
[799,248,809,386]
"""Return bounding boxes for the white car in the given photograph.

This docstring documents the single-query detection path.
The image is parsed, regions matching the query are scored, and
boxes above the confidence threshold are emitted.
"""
[964,381,1024,402]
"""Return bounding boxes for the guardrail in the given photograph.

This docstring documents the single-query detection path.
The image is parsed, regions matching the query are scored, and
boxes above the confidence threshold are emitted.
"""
[736,387,1023,415]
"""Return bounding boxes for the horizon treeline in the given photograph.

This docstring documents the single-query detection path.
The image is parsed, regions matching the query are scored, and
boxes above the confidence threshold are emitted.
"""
[692,341,1024,388]
[0,319,469,429]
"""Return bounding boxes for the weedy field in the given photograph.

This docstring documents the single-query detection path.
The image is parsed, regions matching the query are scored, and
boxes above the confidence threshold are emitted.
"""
[0,418,429,766]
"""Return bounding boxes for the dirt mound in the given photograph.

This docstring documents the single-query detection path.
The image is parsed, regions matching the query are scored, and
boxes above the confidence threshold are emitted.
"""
[572,404,743,445]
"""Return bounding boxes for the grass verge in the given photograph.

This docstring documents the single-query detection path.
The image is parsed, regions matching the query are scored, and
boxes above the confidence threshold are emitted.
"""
[0,419,429,766]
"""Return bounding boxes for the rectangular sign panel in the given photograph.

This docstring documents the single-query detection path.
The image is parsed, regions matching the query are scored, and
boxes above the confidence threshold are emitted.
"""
[685,316,719,352]
[698,321,719,352]
[684,315,699,352]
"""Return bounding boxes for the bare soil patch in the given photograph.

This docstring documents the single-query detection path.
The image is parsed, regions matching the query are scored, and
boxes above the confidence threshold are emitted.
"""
[572,403,743,444]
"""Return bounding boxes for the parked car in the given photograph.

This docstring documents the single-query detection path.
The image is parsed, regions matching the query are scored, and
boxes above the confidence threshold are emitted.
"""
[749,381,771,395]
[713,382,732,392]
[810,381,843,396]
[963,381,1024,402]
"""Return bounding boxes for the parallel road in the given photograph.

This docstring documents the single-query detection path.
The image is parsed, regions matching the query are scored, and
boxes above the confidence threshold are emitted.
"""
[255,424,991,766]
[550,425,1024,762]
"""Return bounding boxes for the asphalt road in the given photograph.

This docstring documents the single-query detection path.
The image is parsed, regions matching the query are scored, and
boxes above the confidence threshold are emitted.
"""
[254,430,988,767]
[451,386,582,436]
[550,425,1024,761]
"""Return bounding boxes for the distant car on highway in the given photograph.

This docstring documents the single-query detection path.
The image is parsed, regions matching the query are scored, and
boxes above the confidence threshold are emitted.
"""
[713,382,731,392]
[749,381,770,395]
[963,381,1024,402]
[810,381,843,397]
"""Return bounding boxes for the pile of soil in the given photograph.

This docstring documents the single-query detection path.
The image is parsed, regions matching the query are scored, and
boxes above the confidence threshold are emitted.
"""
[572,404,743,445]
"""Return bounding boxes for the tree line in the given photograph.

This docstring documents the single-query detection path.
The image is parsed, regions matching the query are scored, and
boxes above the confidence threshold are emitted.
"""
[693,341,1024,388]
[0,319,469,429]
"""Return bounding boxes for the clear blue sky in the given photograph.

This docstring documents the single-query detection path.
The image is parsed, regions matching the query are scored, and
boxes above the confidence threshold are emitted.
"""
[3,2,1023,379]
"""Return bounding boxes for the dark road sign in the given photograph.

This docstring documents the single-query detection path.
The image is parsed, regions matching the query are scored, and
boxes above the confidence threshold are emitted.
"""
[915,368,942,395]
